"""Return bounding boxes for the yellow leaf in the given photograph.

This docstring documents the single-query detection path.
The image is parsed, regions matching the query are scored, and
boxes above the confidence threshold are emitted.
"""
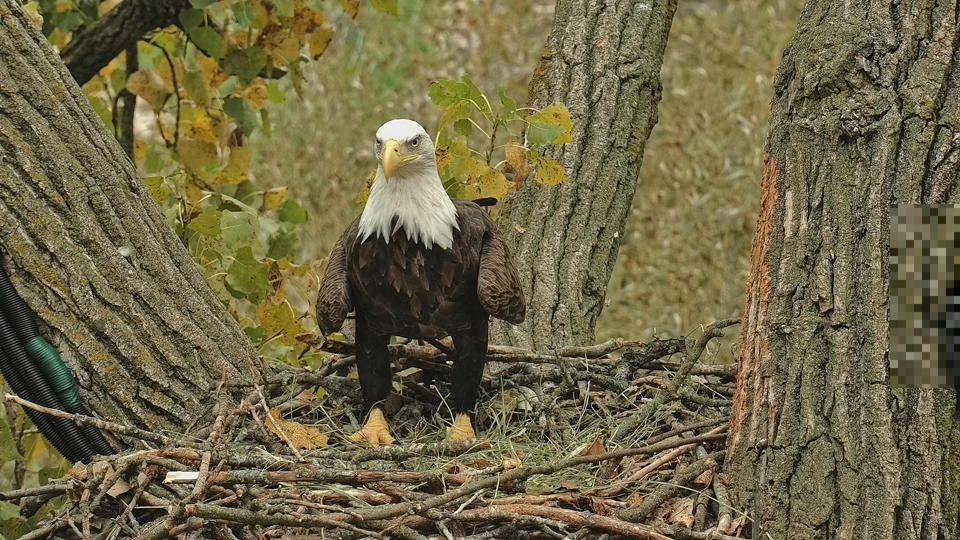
[504,141,531,185]
[276,257,310,276]
[339,0,359,18]
[157,57,184,89]
[435,143,451,169]
[529,102,573,145]
[308,25,335,59]
[266,408,328,449]
[356,169,376,205]
[215,146,252,186]
[183,178,205,209]
[471,164,514,200]
[528,148,566,186]
[290,6,325,35]
[256,301,302,347]
[177,138,218,171]
[185,114,221,144]
[244,79,268,108]
[143,176,172,204]
[98,59,116,80]
[261,187,287,211]
[198,53,228,89]
[133,139,147,161]
[261,26,301,64]
[126,70,170,108]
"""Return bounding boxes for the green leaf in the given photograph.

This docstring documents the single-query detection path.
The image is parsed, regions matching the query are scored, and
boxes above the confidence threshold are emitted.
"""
[223,97,261,136]
[277,199,307,224]
[448,136,475,177]
[143,176,173,204]
[498,85,517,121]
[233,2,256,27]
[189,26,225,60]
[87,95,113,135]
[244,326,265,343]
[454,118,472,137]
[460,74,489,115]
[428,79,467,108]
[527,147,567,185]
[182,69,210,107]
[0,413,22,464]
[428,75,487,127]
[261,108,272,138]
[188,207,222,237]
[234,179,257,206]
[526,121,564,145]
[190,0,217,7]
[224,46,267,84]
[52,10,85,32]
[266,80,286,104]
[145,147,163,173]
[274,0,294,17]
[528,102,573,144]
[267,231,297,259]
[225,247,272,303]
[179,8,204,31]
[221,210,256,249]
[371,0,398,17]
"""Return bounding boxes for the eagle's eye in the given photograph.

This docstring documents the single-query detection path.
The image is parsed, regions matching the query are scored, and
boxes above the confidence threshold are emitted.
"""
[375,139,381,146]
[410,137,419,147]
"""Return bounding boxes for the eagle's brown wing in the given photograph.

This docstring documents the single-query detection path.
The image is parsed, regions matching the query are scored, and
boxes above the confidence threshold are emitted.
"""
[316,223,356,335]
[473,209,525,324]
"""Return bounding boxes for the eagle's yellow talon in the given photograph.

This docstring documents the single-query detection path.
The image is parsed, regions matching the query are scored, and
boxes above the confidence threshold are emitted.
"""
[448,413,476,441]
[350,408,395,447]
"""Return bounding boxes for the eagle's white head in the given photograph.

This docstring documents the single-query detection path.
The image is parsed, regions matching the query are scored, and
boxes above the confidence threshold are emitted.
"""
[358,119,459,250]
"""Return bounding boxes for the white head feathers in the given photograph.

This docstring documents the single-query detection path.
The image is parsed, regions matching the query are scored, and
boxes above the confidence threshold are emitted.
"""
[358,119,459,250]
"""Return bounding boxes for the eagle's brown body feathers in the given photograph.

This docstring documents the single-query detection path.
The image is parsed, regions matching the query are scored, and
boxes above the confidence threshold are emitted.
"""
[317,199,523,339]
[317,199,524,420]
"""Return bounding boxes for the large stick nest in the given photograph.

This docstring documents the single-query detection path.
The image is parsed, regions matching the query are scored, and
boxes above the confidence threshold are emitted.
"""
[3,319,750,540]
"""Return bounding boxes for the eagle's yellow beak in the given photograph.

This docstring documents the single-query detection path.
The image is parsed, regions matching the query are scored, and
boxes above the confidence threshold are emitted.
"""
[381,139,402,181]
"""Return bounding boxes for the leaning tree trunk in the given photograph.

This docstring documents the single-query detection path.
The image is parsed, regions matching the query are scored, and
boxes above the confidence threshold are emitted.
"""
[0,1,251,432]
[727,1,960,538]
[493,0,677,349]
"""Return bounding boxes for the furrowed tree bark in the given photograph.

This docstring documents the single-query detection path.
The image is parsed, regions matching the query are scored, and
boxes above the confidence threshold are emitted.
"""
[727,1,960,538]
[493,0,677,349]
[59,0,190,86]
[0,1,251,432]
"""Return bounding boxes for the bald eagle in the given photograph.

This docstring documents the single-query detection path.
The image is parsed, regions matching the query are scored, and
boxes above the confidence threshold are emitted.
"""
[316,119,525,446]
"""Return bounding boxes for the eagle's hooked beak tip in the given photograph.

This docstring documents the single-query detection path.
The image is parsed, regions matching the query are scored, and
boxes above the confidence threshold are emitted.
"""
[382,139,402,181]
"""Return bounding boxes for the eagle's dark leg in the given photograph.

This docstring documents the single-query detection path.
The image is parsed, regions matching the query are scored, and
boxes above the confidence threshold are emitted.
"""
[448,319,488,441]
[349,319,395,446]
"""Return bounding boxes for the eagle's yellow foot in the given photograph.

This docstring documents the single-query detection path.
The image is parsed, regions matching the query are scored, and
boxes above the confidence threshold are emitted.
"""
[349,408,395,447]
[447,413,476,441]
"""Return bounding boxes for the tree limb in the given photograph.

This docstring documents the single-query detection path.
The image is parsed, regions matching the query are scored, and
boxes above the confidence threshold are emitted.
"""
[60,0,191,85]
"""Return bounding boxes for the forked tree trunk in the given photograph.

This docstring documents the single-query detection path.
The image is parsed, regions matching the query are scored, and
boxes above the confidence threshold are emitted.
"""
[0,0,250,432]
[494,0,677,349]
[727,1,960,538]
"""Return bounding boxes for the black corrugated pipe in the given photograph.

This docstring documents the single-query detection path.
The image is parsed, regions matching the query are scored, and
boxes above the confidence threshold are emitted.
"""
[0,269,113,456]
[0,323,88,463]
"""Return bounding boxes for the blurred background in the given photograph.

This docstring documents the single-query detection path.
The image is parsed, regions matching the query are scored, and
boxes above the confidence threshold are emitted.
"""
[253,0,803,362]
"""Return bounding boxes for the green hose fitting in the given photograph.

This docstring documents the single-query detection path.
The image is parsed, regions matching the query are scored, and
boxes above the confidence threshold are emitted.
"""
[24,335,82,410]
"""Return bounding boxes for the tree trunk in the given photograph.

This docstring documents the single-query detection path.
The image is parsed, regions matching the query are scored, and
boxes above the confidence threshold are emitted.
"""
[493,0,677,349]
[0,0,250,433]
[727,1,960,538]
